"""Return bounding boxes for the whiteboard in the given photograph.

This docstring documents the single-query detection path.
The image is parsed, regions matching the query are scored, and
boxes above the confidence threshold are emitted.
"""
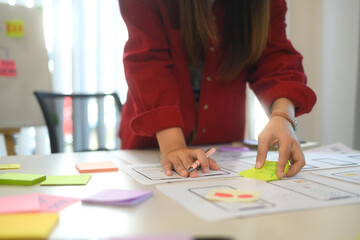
[0,3,52,128]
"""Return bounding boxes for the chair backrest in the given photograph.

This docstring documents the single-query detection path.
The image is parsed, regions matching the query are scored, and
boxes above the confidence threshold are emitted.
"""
[34,91,122,153]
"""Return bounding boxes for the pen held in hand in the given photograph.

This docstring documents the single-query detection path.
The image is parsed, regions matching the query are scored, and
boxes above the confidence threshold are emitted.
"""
[188,147,216,172]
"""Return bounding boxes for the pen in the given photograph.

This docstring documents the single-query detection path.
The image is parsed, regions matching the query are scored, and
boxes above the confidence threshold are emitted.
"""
[188,147,216,172]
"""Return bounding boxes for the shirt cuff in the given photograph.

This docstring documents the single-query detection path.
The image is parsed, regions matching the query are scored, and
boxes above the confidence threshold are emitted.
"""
[130,105,185,137]
[257,81,317,117]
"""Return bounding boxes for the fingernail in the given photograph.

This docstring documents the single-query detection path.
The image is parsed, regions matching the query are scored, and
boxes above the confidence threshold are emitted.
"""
[278,171,283,178]
[255,162,261,169]
[181,170,188,176]
[204,167,209,173]
[166,170,172,176]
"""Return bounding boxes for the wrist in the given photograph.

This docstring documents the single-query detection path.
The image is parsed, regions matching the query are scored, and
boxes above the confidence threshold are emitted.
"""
[156,127,187,155]
[270,112,297,131]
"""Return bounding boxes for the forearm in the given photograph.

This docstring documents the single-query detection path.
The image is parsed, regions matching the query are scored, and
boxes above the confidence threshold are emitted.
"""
[156,127,187,155]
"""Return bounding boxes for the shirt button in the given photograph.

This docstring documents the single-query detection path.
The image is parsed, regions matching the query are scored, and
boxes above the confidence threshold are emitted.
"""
[203,104,209,110]
[209,46,215,52]
[206,76,212,81]
[201,128,206,133]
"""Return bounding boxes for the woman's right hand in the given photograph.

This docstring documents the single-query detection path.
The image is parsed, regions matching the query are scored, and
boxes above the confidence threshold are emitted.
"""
[160,146,220,178]
[156,127,220,178]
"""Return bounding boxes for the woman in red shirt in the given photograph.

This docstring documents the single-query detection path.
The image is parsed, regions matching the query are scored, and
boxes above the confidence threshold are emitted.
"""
[119,0,316,178]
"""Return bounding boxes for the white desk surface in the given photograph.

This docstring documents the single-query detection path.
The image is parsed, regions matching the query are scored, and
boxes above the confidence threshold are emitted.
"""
[0,150,359,240]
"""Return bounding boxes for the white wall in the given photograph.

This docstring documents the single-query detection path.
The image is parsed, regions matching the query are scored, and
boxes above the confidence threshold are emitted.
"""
[287,0,360,149]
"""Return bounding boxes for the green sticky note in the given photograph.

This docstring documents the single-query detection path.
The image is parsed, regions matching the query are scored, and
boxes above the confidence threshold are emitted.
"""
[238,160,289,182]
[6,20,24,38]
[0,164,20,170]
[40,175,91,186]
[0,173,46,186]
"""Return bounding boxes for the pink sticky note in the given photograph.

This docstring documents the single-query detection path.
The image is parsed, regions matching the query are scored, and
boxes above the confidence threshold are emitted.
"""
[0,59,17,77]
[0,193,80,214]
[75,161,118,173]
[0,193,40,214]
[37,193,80,212]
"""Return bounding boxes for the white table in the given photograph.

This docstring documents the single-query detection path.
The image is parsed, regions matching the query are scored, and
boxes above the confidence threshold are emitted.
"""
[0,150,359,240]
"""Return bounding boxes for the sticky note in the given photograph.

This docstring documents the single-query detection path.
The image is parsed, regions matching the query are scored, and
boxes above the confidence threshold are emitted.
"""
[0,59,17,77]
[0,194,41,214]
[238,160,289,182]
[0,213,58,239]
[205,189,260,203]
[0,193,80,214]
[6,20,24,37]
[0,173,46,185]
[40,175,91,185]
[82,189,153,206]
[75,161,118,173]
[0,164,20,170]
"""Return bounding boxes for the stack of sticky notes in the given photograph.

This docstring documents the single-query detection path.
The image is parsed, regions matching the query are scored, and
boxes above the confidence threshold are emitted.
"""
[82,189,153,206]
[0,164,20,170]
[0,193,80,214]
[0,173,46,186]
[75,161,118,173]
[0,213,58,239]
[40,175,91,186]
[238,160,289,182]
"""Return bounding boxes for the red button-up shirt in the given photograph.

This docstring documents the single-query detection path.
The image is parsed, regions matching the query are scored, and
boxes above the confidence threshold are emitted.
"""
[119,0,317,149]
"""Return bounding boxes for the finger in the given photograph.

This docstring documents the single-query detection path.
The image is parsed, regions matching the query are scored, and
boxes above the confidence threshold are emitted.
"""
[161,160,173,176]
[191,149,210,173]
[189,168,199,178]
[256,136,270,169]
[285,145,305,177]
[209,158,221,170]
[277,141,291,179]
[172,159,189,177]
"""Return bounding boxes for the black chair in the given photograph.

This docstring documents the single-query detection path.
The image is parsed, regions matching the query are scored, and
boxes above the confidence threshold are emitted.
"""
[34,91,122,153]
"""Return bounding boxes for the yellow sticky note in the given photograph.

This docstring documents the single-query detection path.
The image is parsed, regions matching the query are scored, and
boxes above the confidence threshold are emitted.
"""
[238,160,289,182]
[0,164,20,170]
[6,20,24,37]
[205,189,260,203]
[0,213,58,239]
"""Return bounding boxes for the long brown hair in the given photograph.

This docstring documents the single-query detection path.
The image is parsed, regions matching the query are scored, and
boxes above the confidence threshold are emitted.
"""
[168,0,270,82]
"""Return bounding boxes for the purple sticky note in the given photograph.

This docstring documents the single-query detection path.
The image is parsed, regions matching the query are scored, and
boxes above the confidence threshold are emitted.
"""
[82,189,153,206]
[219,146,250,152]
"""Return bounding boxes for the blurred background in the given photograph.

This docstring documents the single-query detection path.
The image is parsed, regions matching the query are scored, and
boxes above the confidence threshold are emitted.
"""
[0,0,359,156]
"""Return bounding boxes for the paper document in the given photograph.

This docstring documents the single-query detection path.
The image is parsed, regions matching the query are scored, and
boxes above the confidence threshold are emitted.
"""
[121,163,238,185]
[311,167,360,184]
[157,172,360,222]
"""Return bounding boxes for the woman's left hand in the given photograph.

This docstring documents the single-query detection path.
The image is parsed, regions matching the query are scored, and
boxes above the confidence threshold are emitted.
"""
[255,115,305,178]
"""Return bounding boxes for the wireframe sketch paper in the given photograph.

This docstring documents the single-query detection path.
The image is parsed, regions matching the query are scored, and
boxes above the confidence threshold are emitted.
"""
[82,189,153,206]
[156,172,360,222]
[304,142,358,154]
[311,167,360,184]
[121,163,238,185]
